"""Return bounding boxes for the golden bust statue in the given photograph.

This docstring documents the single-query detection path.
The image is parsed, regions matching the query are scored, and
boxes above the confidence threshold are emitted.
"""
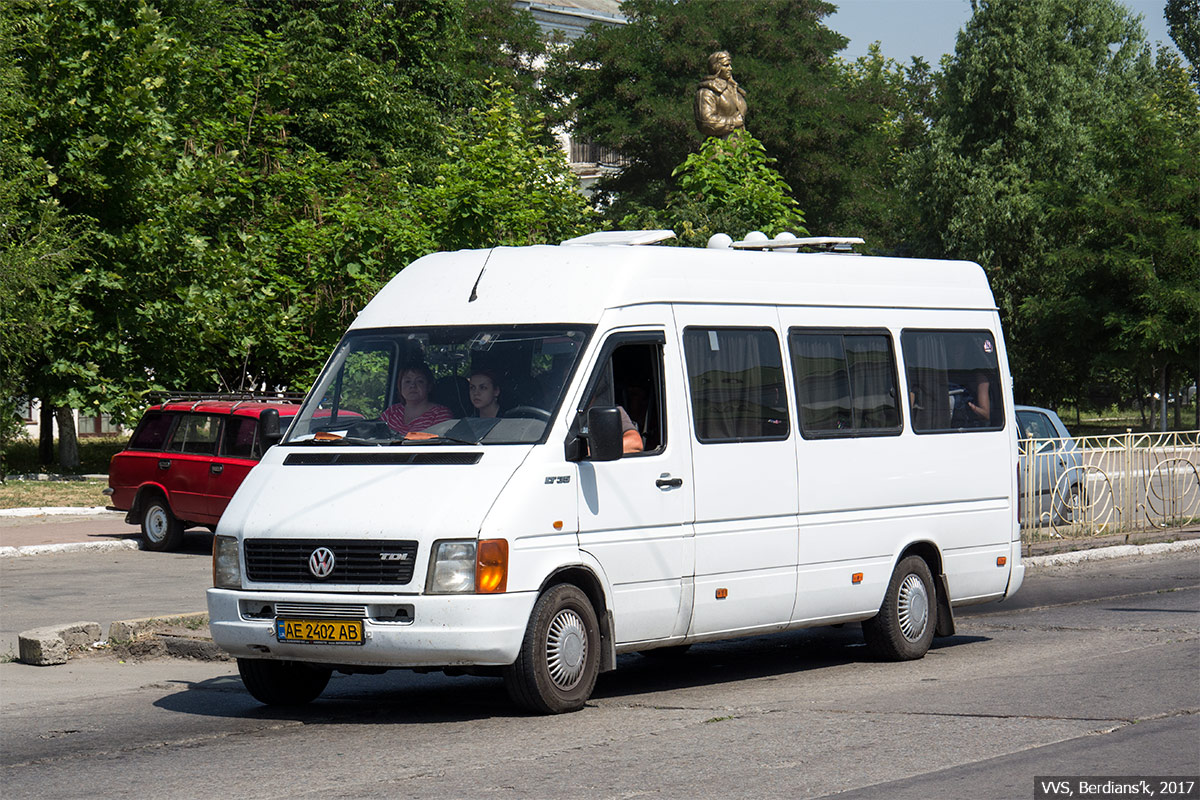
[694,51,747,138]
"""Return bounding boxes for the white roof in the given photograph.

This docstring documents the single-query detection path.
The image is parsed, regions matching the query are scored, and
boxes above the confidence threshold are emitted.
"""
[351,243,997,329]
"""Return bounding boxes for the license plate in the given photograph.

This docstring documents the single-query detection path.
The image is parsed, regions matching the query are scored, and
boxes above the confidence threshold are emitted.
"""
[275,618,364,645]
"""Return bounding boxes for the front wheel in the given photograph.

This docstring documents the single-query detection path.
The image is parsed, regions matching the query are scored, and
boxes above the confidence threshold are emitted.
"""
[140,496,183,552]
[862,556,936,661]
[237,658,331,706]
[503,584,600,714]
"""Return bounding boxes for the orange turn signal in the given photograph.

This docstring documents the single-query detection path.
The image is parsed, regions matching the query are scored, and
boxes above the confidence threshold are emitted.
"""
[997,556,1007,567]
[715,588,728,600]
[852,572,863,585]
[476,539,508,594]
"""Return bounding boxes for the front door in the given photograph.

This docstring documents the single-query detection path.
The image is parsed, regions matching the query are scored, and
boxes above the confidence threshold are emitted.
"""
[575,316,695,645]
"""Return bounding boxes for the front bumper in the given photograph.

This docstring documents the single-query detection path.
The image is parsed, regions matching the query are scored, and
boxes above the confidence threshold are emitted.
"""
[206,588,536,668]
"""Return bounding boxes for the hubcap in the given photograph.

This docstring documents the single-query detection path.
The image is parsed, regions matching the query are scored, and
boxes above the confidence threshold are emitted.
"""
[545,608,588,690]
[897,573,929,641]
[145,506,167,542]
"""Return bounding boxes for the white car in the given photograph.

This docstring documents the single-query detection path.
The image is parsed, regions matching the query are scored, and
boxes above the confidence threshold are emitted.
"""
[1016,405,1084,524]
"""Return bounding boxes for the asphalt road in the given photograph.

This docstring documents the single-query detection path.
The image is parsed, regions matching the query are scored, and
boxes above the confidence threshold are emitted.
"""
[1,547,1196,799]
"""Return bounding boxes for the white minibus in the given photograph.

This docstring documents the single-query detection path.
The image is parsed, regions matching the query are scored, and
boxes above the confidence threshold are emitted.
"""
[207,230,1024,714]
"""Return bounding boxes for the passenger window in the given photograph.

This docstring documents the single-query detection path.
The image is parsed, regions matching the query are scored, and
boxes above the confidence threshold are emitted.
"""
[128,412,175,451]
[222,416,259,460]
[579,339,667,455]
[683,328,789,442]
[790,330,901,438]
[901,330,1004,433]
[167,414,223,455]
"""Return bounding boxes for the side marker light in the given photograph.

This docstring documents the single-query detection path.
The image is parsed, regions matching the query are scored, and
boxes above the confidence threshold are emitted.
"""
[852,573,863,585]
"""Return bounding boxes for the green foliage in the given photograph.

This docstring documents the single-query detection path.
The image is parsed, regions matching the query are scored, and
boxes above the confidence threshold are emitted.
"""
[4,0,593,439]
[1165,0,1199,83]
[905,0,1163,405]
[421,83,597,250]
[622,132,807,246]
[545,0,866,233]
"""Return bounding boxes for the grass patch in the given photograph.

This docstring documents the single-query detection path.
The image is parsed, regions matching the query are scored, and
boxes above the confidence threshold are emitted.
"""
[0,478,111,509]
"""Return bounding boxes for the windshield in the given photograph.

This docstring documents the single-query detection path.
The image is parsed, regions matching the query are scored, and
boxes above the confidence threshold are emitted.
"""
[285,326,592,446]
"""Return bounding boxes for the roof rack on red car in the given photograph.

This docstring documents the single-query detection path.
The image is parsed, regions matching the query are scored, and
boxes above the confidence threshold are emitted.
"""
[148,391,306,412]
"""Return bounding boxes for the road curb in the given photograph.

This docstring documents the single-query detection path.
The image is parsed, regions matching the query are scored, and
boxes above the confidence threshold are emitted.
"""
[1025,538,1200,567]
[18,612,229,666]
[0,506,118,517]
[0,539,140,558]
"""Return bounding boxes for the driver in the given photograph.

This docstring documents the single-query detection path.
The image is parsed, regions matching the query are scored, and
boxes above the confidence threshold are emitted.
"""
[381,364,452,435]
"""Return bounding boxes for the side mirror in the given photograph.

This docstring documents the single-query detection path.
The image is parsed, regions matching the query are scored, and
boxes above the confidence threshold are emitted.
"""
[584,406,624,462]
[259,408,283,448]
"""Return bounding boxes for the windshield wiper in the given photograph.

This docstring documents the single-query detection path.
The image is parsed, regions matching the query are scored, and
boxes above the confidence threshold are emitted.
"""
[394,417,507,446]
[391,432,481,446]
[291,435,379,446]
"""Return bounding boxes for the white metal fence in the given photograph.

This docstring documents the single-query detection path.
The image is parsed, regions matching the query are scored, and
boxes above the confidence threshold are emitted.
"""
[1019,429,1200,543]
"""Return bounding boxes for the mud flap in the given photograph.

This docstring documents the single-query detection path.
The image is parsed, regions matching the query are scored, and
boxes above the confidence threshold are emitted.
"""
[934,573,956,637]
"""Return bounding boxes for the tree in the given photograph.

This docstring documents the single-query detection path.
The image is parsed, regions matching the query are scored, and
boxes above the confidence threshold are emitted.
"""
[1050,47,1200,427]
[905,0,1154,405]
[1165,0,1199,83]
[6,0,594,451]
[620,131,807,247]
[545,0,870,234]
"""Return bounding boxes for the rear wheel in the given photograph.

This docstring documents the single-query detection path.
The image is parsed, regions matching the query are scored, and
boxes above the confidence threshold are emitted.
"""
[1060,483,1085,524]
[862,556,936,661]
[237,658,331,706]
[504,584,600,714]
[140,496,183,552]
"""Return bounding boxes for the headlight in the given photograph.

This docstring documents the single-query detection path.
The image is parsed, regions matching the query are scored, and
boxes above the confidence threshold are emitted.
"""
[427,541,476,594]
[213,535,242,589]
[426,539,508,594]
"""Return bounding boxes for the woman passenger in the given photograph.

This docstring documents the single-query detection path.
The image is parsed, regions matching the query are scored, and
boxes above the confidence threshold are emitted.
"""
[381,364,452,434]
[468,369,502,419]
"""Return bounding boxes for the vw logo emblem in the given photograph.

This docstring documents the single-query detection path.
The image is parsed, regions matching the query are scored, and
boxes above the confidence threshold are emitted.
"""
[308,547,336,579]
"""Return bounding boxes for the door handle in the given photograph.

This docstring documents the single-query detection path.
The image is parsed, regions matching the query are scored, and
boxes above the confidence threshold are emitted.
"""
[158,459,171,470]
[210,463,224,475]
[655,476,683,489]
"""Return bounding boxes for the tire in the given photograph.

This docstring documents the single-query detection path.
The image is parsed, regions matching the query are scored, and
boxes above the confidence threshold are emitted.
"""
[503,584,600,714]
[1060,484,1084,525]
[862,555,936,661]
[140,496,184,552]
[237,658,331,706]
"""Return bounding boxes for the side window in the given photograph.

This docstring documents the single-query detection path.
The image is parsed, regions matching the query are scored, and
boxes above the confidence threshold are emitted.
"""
[683,327,789,443]
[579,338,667,456]
[901,330,1004,433]
[166,414,223,455]
[128,412,175,451]
[222,415,259,460]
[790,329,901,438]
[1016,409,1057,451]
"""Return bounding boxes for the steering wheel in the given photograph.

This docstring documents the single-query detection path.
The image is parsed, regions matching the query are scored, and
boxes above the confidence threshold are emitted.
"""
[504,405,552,421]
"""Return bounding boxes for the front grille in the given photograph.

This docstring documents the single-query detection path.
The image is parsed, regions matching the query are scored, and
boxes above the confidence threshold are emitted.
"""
[245,539,418,584]
[273,602,368,617]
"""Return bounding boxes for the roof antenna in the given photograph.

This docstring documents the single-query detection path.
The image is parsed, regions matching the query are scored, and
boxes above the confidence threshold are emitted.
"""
[468,248,496,303]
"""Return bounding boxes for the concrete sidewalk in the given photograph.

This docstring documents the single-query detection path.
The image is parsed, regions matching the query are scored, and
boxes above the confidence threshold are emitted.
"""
[0,509,140,555]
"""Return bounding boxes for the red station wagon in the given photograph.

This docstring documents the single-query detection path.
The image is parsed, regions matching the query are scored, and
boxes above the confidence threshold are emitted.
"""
[107,399,298,551]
